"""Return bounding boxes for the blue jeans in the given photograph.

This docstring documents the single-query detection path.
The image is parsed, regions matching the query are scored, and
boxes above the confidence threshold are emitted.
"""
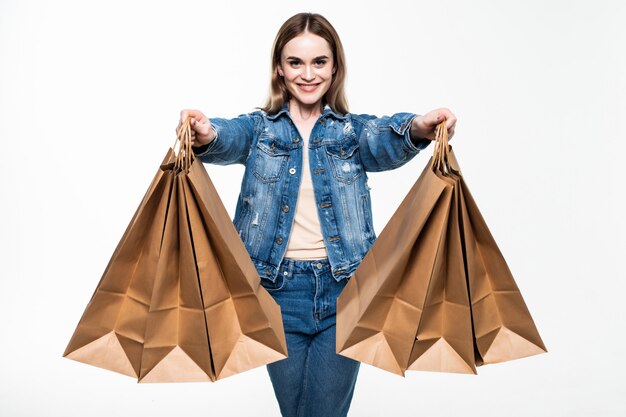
[261,257,361,417]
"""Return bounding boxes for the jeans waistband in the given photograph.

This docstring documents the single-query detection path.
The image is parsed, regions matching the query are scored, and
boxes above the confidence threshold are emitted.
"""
[281,257,330,274]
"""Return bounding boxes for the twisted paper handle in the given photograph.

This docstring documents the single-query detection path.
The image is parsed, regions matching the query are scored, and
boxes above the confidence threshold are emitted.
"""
[173,116,195,173]
[432,121,450,175]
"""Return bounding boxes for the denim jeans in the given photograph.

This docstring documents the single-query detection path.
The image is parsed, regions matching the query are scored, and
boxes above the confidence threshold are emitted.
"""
[262,257,361,417]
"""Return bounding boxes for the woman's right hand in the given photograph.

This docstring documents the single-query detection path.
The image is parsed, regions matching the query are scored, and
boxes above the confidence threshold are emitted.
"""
[176,109,216,147]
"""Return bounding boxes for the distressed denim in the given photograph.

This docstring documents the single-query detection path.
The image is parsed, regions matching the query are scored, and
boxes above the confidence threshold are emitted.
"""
[263,257,360,417]
[194,103,430,282]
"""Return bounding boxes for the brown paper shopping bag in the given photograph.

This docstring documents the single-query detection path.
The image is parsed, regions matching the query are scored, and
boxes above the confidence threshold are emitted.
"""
[65,118,287,382]
[139,123,287,382]
[186,155,288,380]
[138,174,216,382]
[337,122,546,376]
[63,151,175,378]
[407,126,475,374]
[336,143,453,376]
[458,175,547,365]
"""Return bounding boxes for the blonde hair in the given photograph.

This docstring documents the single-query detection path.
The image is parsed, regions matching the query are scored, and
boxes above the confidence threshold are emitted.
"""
[261,13,349,115]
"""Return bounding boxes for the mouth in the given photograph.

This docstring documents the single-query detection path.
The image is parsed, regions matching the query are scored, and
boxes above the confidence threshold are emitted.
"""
[297,83,320,92]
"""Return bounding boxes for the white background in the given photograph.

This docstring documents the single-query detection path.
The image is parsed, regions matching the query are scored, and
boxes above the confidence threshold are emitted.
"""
[1,0,625,416]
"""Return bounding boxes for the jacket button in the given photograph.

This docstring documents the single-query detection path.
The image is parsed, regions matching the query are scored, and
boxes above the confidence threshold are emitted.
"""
[282,205,290,212]
[289,167,296,175]
[316,262,323,269]
[293,137,300,143]
[276,237,283,245]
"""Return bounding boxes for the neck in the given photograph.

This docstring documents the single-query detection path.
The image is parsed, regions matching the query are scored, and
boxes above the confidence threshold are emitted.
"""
[288,99,322,121]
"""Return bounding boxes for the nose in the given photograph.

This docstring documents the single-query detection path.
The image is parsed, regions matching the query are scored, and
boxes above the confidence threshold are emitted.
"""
[301,65,314,81]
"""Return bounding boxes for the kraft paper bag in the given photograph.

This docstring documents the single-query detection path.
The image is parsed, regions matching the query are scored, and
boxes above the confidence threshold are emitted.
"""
[186,156,288,380]
[407,131,475,374]
[458,175,546,365]
[65,118,288,382]
[335,144,452,376]
[138,175,216,382]
[63,151,175,378]
[337,123,546,376]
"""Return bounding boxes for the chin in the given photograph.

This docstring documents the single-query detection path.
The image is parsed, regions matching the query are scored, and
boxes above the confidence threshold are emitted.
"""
[297,96,323,105]
[289,91,329,108]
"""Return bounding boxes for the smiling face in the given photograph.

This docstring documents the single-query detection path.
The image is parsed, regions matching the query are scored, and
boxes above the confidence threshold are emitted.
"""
[278,32,335,112]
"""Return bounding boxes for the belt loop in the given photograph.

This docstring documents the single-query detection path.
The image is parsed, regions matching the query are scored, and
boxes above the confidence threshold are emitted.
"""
[281,257,296,276]
[311,257,330,278]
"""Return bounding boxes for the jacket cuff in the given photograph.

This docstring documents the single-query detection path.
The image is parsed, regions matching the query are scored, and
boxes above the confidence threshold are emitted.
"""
[393,113,431,153]
[408,134,432,152]
[192,124,219,157]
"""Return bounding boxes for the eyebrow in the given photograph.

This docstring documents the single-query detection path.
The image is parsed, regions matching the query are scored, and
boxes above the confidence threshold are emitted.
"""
[286,55,330,60]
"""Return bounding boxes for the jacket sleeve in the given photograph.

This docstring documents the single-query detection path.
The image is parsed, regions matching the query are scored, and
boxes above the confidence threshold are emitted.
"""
[192,112,258,165]
[351,112,432,172]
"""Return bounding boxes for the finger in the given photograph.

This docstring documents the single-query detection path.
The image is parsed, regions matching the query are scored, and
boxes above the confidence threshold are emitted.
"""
[176,110,187,133]
[428,113,441,125]
[445,114,457,129]
[194,121,211,136]
[431,111,448,126]
[181,110,197,127]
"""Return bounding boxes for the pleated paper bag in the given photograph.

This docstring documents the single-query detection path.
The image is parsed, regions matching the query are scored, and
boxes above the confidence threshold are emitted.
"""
[407,147,475,374]
[65,118,288,382]
[63,151,175,378]
[337,123,546,376]
[335,139,453,376]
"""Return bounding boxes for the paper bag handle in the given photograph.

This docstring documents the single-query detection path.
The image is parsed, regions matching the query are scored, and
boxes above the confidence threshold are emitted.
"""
[432,121,451,175]
[173,116,195,173]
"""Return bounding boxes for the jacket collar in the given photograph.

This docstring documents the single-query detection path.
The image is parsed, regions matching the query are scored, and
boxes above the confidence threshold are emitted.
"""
[266,102,289,120]
[322,103,348,120]
[266,102,347,121]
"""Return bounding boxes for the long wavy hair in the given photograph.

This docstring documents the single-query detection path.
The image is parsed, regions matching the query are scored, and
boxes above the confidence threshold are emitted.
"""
[261,13,349,115]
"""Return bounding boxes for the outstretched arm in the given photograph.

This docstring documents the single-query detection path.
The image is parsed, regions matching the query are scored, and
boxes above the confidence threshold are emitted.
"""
[177,109,255,166]
[410,107,457,141]
[353,107,457,172]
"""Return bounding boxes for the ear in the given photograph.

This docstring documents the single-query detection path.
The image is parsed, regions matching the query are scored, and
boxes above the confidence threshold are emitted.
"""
[277,65,284,77]
[332,66,337,74]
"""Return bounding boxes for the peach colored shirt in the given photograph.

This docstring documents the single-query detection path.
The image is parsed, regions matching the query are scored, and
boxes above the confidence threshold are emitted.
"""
[284,132,328,260]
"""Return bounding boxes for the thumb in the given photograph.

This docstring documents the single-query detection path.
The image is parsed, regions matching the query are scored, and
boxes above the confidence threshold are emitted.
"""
[191,118,210,135]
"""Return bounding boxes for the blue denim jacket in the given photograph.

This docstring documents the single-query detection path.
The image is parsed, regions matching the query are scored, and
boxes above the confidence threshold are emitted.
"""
[194,103,431,282]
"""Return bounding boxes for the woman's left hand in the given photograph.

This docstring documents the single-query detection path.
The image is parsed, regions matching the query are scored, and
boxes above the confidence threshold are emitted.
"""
[410,108,457,141]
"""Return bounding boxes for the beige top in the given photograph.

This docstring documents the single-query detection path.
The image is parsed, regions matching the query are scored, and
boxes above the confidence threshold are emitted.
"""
[284,131,328,260]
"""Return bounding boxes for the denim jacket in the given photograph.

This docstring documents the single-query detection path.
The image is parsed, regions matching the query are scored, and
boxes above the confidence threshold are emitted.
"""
[193,103,431,282]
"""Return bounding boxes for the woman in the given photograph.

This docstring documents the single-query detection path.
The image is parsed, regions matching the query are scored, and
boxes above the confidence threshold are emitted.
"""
[177,12,456,417]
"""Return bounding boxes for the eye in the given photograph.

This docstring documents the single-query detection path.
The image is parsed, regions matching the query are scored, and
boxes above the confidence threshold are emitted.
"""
[314,59,327,66]
[288,60,301,67]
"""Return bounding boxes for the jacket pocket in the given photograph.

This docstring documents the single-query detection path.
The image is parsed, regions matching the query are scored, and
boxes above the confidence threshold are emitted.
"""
[325,139,363,184]
[253,135,289,183]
